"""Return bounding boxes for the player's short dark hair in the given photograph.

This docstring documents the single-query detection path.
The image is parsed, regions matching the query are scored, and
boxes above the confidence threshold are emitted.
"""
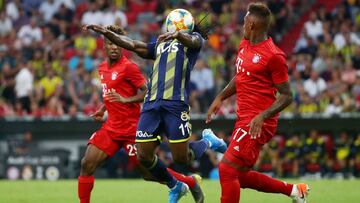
[248,3,272,30]
[106,25,127,35]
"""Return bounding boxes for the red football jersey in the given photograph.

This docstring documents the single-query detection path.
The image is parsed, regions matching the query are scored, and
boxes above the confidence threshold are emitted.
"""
[99,56,145,140]
[234,37,288,128]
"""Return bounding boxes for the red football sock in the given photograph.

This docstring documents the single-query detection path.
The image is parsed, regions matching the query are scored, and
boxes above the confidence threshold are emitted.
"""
[239,170,293,196]
[78,176,94,203]
[167,168,196,188]
[219,162,240,203]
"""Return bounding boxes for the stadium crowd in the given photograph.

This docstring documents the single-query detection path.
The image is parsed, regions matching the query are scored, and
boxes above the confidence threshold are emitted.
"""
[1,0,360,179]
[3,0,359,118]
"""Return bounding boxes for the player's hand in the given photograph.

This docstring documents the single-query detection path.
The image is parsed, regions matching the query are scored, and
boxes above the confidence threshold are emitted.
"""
[105,89,128,103]
[157,31,179,42]
[90,110,104,122]
[248,114,264,139]
[82,24,106,34]
[206,97,223,124]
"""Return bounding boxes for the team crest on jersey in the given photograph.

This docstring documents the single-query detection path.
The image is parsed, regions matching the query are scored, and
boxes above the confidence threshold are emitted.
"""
[181,111,190,121]
[111,72,118,80]
[252,54,261,63]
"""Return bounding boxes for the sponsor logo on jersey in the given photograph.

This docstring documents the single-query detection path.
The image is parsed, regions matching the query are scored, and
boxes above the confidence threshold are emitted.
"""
[181,111,190,121]
[111,72,118,80]
[100,74,104,79]
[252,54,261,63]
[239,48,244,54]
[157,42,179,55]
[136,131,153,138]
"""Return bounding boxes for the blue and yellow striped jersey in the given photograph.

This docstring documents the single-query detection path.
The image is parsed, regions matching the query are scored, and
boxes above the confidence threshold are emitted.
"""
[145,32,203,104]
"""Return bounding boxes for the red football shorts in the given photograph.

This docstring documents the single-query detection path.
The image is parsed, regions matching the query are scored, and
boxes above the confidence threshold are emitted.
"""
[224,123,276,168]
[88,126,138,163]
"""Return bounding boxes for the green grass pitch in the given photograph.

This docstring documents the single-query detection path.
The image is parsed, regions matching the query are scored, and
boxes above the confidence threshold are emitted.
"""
[0,179,359,203]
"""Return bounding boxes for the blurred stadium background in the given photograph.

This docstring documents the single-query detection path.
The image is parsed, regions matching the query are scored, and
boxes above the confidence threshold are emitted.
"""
[1,0,360,202]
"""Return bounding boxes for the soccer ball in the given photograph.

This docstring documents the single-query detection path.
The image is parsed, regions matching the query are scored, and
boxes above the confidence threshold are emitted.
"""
[165,9,194,33]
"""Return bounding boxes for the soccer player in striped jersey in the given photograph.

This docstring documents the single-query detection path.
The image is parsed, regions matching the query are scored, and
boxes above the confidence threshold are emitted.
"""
[85,15,227,203]
[79,25,207,203]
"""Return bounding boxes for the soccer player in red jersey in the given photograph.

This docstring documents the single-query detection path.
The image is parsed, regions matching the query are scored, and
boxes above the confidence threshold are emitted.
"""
[206,3,310,203]
[78,25,203,203]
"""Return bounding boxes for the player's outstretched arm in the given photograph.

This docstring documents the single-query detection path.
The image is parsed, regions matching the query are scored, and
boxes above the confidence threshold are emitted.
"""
[206,77,236,123]
[84,24,152,59]
[157,31,202,49]
[249,81,293,138]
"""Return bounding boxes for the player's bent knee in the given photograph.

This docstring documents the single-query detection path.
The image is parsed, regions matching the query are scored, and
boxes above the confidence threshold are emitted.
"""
[80,157,97,175]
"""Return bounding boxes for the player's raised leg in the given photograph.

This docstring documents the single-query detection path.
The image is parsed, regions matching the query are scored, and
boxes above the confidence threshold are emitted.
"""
[240,169,310,203]
[221,133,309,203]
[78,144,108,203]
[219,162,241,203]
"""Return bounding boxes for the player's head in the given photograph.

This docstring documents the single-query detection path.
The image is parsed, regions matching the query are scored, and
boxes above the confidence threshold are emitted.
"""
[243,3,272,39]
[104,25,127,61]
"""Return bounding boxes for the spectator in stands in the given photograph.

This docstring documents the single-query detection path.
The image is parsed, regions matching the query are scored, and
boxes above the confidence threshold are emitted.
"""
[328,132,352,178]
[339,33,358,62]
[280,135,302,177]
[318,33,337,57]
[30,49,46,80]
[53,3,74,23]
[81,2,102,25]
[190,59,215,112]
[255,139,280,177]
[298,93,318,114]
[0,45,16,70]
[350,133,360,177]
[68,49,94,72]
[333,22,360,50]
[217,97,236,117]
[102,4,128,27]
[304,70,327,98]
[56,0,75,11]
[29,101,41,118]
[36,69,63,102]
[302,130,326,177]
[304,11,323,41]
[341,61,357,84]
[83,92,102,116]
[6,0,21,22]
[312,49,327,74]
[39,0,59,23]
[324,96,343,115]
[0,11,13,37]
[41,96,64,117]
[14,60,33,113]
[17,17,42,47]
[74,31,96,56]
[1,62,17,104]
